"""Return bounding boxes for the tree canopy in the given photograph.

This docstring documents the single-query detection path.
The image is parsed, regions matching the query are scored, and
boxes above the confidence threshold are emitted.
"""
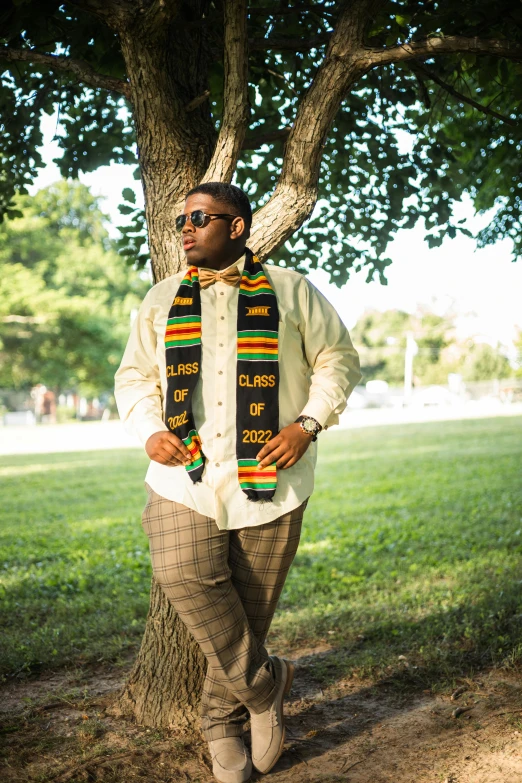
[1,0,522,286]
[0,180,148,393]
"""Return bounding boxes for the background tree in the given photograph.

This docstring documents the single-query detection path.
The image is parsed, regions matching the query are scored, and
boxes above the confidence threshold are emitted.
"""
[351,309,412,383]
[460,342,511,382]
[350,307,512,385]
[0,181,147,395]
[2,0,522,729]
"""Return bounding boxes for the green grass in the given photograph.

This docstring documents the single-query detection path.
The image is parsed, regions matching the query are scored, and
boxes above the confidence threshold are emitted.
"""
[0,451,150,677]
[1,416,521,684]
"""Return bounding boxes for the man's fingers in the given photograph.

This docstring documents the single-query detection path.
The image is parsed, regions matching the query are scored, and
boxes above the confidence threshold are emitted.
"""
[168,446,192,464]
[278,455,297,470]
[160,435,192,463]
[256,435,282,462]
[275,450,296,469]
[160,443,190,464]
[156,446,185,466]
[163,432,192,459]
[258,444,288,469]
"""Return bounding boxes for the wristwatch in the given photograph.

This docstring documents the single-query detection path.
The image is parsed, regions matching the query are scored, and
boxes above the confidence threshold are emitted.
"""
[295,415,322,441]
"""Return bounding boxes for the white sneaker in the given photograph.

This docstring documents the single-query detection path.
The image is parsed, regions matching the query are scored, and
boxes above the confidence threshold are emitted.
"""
[249,656,294,774]
[208,737,252,783]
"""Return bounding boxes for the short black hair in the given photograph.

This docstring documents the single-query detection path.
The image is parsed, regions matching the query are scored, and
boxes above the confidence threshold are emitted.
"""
[185,182,252,230]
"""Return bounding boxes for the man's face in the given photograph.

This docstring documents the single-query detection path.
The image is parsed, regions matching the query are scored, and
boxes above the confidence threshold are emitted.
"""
[180,193,247,268]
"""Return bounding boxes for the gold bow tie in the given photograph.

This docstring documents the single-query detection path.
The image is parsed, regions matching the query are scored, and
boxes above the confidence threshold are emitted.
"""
[198,265,241,290]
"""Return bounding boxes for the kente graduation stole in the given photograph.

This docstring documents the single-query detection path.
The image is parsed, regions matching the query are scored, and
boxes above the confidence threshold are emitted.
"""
[164,248,279,502]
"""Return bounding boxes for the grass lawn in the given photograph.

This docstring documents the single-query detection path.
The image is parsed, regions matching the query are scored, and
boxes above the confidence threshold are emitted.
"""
[1,416,521,686]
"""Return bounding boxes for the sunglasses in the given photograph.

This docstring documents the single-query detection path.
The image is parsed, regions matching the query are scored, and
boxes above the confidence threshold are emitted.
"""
[175,210,239,232]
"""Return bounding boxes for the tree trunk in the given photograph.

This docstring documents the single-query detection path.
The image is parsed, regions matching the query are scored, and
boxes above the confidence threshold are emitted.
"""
[114,5,216,730]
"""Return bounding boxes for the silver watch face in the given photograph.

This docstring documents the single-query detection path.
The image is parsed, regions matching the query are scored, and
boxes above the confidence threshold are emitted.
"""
[302,419,316,433]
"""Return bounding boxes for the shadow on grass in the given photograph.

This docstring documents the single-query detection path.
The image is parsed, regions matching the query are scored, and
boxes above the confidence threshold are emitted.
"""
[273,558,522,686]
[303,586,521,687]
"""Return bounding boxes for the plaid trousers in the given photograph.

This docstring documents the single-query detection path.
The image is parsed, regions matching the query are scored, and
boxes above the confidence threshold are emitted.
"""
[141,483,307,741]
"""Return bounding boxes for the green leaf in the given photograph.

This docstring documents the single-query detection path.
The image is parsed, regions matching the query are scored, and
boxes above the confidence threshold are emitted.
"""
[460,54,476,72]
[121,187,136,204]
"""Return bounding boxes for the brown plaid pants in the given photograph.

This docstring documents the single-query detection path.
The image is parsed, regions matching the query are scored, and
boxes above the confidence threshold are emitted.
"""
[141,483,307,741]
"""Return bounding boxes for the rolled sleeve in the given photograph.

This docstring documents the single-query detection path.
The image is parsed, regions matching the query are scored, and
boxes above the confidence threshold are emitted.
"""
[114,290,168,447]
[298,278,362,428]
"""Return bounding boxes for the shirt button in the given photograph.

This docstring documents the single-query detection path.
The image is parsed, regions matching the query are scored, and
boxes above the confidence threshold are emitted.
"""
[219,343,224,347]
[220,292,224,296]
[218,401,223,406]
[215,462,220,467]
[220,316,225,320]
[216,433,221,438]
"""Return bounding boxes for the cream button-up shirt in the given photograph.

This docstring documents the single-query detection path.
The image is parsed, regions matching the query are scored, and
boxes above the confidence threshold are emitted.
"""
[114,256,361,530]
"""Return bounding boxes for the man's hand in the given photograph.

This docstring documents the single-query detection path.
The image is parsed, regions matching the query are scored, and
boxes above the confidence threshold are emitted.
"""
[145,431,192,467]
[256,423,313,470]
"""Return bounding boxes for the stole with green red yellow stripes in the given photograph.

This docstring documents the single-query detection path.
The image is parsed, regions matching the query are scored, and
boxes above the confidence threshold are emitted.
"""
[164,247,279,501]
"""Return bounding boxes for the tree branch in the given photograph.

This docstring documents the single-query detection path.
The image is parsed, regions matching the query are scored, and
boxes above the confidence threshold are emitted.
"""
[369,35,522,67]
[185,90,210,112]
[1,47,131,99]
[410,62,517,126]
[202,0,249,184]
[250,0,384,258]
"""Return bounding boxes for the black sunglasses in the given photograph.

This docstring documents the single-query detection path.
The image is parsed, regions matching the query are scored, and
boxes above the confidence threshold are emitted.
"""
[175,210,239,232]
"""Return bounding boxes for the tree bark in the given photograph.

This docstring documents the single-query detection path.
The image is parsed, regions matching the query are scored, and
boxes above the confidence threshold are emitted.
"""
[202,0,249,183]
[368,34,522,67]
[116,581,207,729]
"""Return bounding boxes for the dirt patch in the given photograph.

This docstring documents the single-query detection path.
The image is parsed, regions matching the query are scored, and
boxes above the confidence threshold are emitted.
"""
[278,665,522,783]
[0,657,133,717]
[1,654,521,783]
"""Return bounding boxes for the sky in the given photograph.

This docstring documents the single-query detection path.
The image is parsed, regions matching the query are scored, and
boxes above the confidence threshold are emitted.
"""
[31,112,522,357]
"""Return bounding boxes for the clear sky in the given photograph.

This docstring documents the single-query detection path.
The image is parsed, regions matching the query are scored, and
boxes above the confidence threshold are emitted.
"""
[31,112,522,356]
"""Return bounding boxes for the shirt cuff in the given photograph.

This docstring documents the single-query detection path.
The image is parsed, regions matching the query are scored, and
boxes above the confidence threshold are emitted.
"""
[299,398,336,429]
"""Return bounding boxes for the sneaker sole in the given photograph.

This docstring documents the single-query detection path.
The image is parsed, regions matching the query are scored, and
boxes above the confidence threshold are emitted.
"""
[255,659,295,775]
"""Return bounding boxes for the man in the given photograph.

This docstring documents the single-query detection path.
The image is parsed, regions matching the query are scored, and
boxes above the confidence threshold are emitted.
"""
[114,182,361,783]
